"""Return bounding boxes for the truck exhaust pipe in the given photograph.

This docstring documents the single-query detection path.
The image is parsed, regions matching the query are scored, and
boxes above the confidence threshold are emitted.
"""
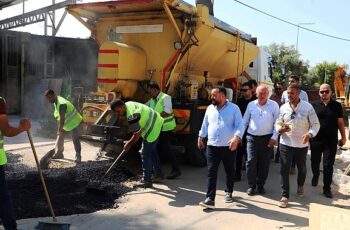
[196,0,214,16]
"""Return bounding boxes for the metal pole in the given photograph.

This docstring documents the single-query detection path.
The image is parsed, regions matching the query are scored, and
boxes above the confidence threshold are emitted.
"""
[296,25,300,51]
[296,22,315,51]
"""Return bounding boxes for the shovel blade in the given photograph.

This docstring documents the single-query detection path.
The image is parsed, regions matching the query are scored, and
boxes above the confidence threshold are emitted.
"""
[40,149,55,169]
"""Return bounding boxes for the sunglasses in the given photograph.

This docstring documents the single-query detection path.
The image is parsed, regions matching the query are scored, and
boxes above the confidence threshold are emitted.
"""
[275,88,283,91]
[320,90,330,95]
[241,89,249,92]
[290,111,296,120]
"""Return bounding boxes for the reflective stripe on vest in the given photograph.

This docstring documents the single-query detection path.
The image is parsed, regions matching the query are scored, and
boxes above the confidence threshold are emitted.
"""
[148,92,176,131]
[126,101,163,143]
[0,130,7,165]
[143,109,157,140]
[54,96,82,132]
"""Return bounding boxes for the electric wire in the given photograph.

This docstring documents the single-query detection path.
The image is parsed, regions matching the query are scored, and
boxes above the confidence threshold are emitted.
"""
[232,0,350,42]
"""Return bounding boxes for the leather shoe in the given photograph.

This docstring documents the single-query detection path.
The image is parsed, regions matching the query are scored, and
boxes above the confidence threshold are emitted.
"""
[258,186,266,194]
[166,171,181,179]
[247,188,256,196]
[323,190,333,198]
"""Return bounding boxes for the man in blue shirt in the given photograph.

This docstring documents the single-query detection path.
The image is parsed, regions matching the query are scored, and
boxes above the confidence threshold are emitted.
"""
[198,86,243,209]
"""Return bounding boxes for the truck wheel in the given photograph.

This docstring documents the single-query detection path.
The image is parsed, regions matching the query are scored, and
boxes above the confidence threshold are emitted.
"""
[185,136,206,167]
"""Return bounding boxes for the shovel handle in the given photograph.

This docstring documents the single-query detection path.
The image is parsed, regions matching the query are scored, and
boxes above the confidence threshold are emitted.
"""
[27,130,57,222]
[97,149,127,187]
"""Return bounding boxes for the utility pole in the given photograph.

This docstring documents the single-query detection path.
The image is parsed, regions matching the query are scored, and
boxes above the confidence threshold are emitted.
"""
[296,22,315,51]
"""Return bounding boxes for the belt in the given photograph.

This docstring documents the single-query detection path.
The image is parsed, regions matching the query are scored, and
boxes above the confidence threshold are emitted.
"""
[247,133,272,138]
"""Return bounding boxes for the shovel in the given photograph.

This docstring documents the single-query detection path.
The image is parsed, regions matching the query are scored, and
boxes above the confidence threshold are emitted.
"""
[39,137,59,169]
[27,130,70,230]
[86,149,128,194]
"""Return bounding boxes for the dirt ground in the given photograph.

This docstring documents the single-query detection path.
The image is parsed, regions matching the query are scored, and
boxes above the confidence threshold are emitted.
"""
[2,117,350,229]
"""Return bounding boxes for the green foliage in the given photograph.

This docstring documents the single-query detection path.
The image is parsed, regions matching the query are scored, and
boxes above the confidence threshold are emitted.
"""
[263,43,310,87]
[307,62,349,89]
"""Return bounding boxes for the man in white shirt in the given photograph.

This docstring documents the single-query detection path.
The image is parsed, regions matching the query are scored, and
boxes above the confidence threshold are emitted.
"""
[281,75,309,103]
[243,86,280,195]
[281,75,309,174]
[275,84,320,208]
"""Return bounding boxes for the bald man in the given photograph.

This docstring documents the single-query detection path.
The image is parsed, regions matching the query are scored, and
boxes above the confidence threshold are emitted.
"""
[310,84,346,198]
[242,86,280,195]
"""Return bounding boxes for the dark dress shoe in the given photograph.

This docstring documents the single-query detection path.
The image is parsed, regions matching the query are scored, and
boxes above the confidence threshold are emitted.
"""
[323,190,333,198]
[311,176,318,186]
[166,171,181,179]
[258,186,266,194]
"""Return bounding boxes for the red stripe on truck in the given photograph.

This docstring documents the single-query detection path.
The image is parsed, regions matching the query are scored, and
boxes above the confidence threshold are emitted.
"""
[97,79,118,83]
[98,64,118,68]
[99,50,119,54]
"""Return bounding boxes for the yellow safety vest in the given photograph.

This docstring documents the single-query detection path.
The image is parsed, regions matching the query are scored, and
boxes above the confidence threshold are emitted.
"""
[0,129,7,165]
[126,101,164,143]
[54,96,82,132]
[149,92,176,132]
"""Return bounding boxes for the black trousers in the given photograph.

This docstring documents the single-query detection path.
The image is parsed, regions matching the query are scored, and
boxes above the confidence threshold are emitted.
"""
[235,133,247,178]
[279,144,308,198]
[158,130,180,172]
[206,146,236,200]
[0,166,17,230]
[310,139,337,192]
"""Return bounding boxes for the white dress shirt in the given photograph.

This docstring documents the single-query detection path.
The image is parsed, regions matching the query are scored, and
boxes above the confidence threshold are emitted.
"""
[275,100,320,148]
[243,99,280,140]
[281,90,309,104]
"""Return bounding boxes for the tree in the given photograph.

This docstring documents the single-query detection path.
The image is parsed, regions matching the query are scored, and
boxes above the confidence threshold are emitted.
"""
[307,62,349,88]
[263,43,310,87]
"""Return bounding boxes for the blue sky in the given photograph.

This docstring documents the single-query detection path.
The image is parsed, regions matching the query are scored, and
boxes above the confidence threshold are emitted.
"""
[1,0,349,68]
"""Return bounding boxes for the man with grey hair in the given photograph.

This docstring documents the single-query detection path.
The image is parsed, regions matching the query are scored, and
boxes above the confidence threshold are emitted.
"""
[276,83,320,208]
[310,84,346,198]
[243,86,280,195]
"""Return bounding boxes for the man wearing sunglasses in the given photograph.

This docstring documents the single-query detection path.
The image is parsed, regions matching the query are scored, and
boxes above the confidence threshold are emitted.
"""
[270,82,284,107]
[310,84,346,198]
[275,84,319,208]
[235,82,255,181]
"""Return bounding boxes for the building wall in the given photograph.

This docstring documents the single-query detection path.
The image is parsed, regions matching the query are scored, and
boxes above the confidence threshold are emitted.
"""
[0,30,98,117]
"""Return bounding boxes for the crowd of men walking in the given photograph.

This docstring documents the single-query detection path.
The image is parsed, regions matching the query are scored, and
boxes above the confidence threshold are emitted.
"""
[198,76,346,209]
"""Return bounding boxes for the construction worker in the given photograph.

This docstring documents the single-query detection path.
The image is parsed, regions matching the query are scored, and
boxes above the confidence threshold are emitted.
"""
[0,97,31,230]
[44,89,82,163]
[146,81,181,179]
[110,99,164,188]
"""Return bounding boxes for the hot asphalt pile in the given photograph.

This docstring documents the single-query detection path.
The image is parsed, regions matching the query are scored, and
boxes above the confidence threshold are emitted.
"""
[5,155,136,219]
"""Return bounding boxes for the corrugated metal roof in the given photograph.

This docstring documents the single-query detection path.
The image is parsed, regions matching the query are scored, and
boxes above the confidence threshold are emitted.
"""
[0,0,25,10]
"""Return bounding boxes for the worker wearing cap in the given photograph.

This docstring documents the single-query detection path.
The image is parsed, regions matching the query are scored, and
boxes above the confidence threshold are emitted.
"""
[44,89,82,163]
[146,81,181,179]
[110,100,164,188]
[0,97,31,230]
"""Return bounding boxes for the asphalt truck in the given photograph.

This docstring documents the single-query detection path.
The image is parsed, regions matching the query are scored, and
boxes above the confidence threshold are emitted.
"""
[66,0,274,166]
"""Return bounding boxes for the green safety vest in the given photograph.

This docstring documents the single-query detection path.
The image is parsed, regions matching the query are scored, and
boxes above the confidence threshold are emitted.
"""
[54,96,82,132]
[126,101,164,143]
[0,129,7,165]
[148,92,176,132]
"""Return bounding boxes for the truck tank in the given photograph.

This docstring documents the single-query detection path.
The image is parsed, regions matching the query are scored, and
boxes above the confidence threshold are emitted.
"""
[67,0,264,166]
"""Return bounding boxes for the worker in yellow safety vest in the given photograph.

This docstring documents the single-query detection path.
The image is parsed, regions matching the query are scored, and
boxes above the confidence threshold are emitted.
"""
[0,97,31,230]
[44,89,82,163]
[146,81,181,179]
[110,99,164,188]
